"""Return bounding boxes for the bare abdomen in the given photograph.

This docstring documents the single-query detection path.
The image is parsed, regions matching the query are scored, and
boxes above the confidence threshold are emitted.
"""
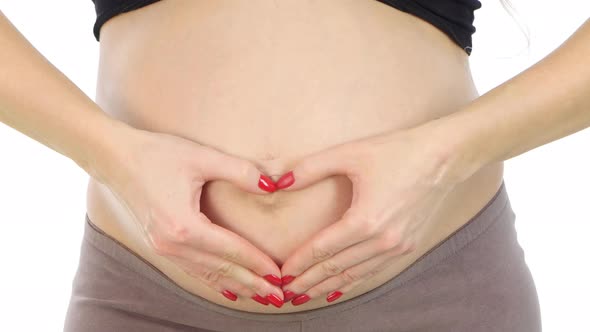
[86,0,503,313]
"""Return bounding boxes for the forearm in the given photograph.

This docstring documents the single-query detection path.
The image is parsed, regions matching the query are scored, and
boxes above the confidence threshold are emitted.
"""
[0,11,137,183]
[424,18,590,186]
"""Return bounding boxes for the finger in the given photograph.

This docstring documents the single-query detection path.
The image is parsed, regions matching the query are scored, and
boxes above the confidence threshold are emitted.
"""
[150,212,282,280]
[280,234,399,295]
[276,141,362,191]
[197,145,275,194]
[296,242,414,301]
[194,213,283,279]
[167,249,284,305]
[280,207,371,282]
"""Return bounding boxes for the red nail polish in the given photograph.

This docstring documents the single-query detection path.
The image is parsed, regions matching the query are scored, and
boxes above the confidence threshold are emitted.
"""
[283,290,297,302]
[258,174,277,193]
[266,293,284,308]
[252,294,269,305]
[281,275,295,286]
[275,171,294,190]
[326,291,343,303]
[291,294,311,306]
[263,274,282,287]
[221,290,237,301]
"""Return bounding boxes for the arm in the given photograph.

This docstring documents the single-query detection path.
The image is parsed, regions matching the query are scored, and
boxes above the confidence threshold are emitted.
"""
[0,10,134,183]
[274,18,590,303]
[0,11,286,303]
[426,18,590,186]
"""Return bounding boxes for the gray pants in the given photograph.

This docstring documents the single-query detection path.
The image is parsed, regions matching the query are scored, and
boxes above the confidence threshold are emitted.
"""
[63,180,542,331]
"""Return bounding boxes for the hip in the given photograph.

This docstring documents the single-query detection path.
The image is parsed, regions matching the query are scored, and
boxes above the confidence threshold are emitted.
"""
[71,180,542,332]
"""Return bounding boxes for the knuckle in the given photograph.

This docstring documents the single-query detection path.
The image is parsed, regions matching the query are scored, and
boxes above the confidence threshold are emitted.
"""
[146,210,191,245]
[221,250,240,262]
[357,215,380,237]
[250,278,267,294]
[365,266,380,278]
[341,269,362,284]
[166,223,191,244]
[216,261,234,278]
[321,260,344,276]
[235,284,253,297]
[294,278,312,292]
[148,232,175,256]
[201,263,232,283]
[380,229,402,248]
[312,245,333,262]
[184,266,205,279]
[255,277,279,295]
[400,240,416,255]
[377,258,397,276]
[200,269,222,283]
[376,237,394,252]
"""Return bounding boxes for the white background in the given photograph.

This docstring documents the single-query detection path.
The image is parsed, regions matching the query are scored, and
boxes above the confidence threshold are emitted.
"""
[0,1,588,331]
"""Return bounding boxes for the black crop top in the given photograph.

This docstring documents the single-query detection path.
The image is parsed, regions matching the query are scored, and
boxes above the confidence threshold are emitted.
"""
[91,0,481,55]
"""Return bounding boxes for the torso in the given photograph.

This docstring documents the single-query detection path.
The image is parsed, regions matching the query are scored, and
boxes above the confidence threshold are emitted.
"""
[86,0,504,313]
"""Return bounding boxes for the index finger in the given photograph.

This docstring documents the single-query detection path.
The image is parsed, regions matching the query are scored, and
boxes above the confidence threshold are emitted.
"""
[192,214,282,278]
[280,208,370,279]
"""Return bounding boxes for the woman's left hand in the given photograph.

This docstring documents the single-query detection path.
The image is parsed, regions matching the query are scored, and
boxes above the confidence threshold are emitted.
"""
[276,124,465,304]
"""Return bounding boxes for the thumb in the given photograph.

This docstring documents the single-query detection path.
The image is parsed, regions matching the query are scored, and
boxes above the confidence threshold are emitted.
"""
[197,147,274,194]
[276,142,357,191]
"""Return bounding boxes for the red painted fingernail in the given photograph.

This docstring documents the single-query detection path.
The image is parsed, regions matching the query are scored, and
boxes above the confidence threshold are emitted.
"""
[258,174,277,193]
[281,275,295,286]
[276,171,294,190]
[252,294,269,305]
[291,294,311,306]
[326,291,343,302]
[283,290,297,302]
[266,293,284,308]
[221,290,237,301]
[263,274,283,287]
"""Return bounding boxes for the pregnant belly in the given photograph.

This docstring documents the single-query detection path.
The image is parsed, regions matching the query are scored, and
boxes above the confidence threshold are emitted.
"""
[86,0,504,313]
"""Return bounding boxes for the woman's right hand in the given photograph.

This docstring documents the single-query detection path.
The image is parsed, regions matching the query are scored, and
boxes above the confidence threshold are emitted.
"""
[94,128,285,307]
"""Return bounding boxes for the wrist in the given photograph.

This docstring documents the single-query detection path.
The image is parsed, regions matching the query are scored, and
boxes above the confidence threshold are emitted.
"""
[81,115,144,186]
[408,111,488,189]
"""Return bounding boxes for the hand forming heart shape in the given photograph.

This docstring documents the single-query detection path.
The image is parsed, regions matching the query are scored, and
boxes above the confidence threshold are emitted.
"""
[270,123,467,306]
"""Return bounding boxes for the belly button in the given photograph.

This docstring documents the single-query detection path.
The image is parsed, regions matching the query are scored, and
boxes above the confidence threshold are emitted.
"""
[252,188,284,210]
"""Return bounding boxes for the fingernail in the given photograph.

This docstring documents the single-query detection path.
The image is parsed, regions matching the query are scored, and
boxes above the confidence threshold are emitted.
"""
[291,294,311,306]
[221,290,237,301]
[276,171,294,190]
[326,291,343,302]
[266,293,284,308]
[263,274,282,287]
[258,174,277,193]
[252,294,269,305]
[283,290,297,302]
[281,275,295,286]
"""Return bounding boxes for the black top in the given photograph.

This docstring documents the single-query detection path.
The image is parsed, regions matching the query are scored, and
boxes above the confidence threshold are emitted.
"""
[91,0,481,55]
[375,0,481,55]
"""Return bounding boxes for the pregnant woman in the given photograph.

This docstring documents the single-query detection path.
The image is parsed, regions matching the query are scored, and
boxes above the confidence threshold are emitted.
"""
[1,0,589,331]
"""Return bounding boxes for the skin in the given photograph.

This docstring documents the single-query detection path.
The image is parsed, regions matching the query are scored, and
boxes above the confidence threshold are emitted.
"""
[99,129,286,302]
[86,0,503,312]
[1,1,588,314]
[0,9,285,303]
[279,17,590,300]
